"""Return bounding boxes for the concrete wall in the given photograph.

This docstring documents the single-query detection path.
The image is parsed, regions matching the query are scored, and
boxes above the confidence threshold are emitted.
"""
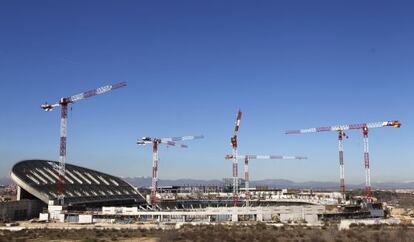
[99,205,325,224]
[0,199,45,222]
[79,214,93,224]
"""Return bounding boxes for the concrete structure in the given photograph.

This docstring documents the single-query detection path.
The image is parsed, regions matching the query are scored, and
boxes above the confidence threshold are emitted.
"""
[98,205,325,224]
[78,214,93,224]
[158,187,341,206]
[38,213,49,221]
[39,204,324,225]
[10,160,148,207]
[0,200,45,222]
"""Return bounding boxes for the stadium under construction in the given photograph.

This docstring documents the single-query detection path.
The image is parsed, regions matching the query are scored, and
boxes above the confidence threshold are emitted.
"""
[1,159,385,225]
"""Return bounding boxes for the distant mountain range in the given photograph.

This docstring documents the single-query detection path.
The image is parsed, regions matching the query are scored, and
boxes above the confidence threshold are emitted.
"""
[0,177,12,185]
[2,176,414,189]
[122,177,414,190]
[123,177,223,187]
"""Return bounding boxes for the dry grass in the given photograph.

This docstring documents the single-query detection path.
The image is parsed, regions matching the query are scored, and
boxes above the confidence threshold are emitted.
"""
[1,224,414,242]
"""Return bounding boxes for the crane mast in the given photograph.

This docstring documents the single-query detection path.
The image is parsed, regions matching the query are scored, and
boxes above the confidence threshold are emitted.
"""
[338,131,346,196]
[362,127,371,200]
[244,156,249,205]
[152,142,159,206]
[57,103,68,203]
[230,110,242,206]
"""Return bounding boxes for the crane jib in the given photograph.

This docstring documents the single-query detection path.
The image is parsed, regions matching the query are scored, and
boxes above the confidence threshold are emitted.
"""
[287,120,400,134]
[68,82,126,103]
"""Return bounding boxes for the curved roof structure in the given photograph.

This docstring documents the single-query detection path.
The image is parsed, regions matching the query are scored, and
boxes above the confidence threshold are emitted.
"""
[11,160,148,207]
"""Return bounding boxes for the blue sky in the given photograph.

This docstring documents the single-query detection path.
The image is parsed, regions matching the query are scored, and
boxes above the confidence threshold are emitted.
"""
[0,1,413,184]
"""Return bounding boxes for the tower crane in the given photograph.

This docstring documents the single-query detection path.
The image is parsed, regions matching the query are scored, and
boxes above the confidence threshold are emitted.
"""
[225,154,307,206]
[286,120,401,200]
[41,81,127,205]
[137,135,204,206]
[230,110,242,206]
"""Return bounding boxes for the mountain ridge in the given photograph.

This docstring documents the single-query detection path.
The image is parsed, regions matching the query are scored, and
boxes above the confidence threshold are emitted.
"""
[2,176,414,189]
[122,177,414,190]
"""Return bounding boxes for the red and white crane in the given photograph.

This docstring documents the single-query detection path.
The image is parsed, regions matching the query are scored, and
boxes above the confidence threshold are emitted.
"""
[137,135,204,206]
[225,154,307,206]
[286,120,401,200]
[41,82,127,205]
[230,110,242,206]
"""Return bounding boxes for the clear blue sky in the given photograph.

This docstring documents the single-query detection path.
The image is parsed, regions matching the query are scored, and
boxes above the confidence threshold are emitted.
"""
[0,1,413,184]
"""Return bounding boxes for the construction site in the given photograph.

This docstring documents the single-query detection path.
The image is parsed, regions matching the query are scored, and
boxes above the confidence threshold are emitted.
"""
[0,82,408,232]
[1,1,413,241]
